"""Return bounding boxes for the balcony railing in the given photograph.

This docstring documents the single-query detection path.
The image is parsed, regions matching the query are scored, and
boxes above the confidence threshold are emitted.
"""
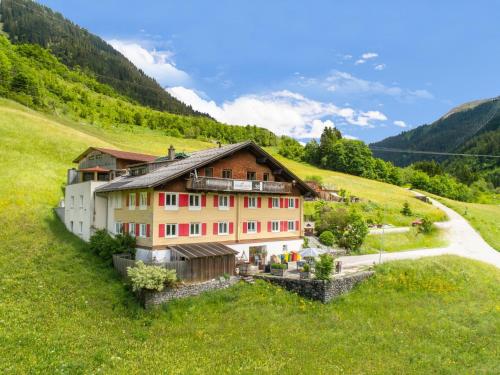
[187,177,292,194]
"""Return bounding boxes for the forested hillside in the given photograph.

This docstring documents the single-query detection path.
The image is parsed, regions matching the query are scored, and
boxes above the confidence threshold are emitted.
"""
[0,35,278,146]
[371,97,500,187]
[0,0,205,116]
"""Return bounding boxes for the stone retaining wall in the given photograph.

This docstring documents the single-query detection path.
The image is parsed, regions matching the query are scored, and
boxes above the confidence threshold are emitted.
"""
[138,277,239,308]
[255,271,375,303]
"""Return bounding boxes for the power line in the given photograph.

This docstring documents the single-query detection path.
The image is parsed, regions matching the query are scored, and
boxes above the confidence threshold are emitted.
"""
[370,146,500,159]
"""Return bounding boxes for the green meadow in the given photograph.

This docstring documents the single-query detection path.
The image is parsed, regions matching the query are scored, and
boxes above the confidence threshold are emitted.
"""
[1,99,499,373]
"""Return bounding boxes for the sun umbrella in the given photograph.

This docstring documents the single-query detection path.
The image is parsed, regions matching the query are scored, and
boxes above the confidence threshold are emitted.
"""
[299,248,326,258]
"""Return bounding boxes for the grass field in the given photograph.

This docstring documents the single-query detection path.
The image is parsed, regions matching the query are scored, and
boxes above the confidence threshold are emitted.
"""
[424,192,500,251]
[1,100,499,373]
[358,228,448,255]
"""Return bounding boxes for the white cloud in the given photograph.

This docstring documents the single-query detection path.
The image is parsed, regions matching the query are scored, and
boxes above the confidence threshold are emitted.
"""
[108,39,190,87]
[343,134,359,140]
[393,120,407,128]
[374,64,386,71]
[325,71,433,101]
[167,87,388,138]
[355,59,366,65]
[362,52,378,60]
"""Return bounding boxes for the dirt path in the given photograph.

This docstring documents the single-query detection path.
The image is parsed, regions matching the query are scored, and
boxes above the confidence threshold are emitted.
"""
[339,195,500,269]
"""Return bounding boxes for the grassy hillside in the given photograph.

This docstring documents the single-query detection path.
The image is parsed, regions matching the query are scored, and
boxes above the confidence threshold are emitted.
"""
[1,100,499,373]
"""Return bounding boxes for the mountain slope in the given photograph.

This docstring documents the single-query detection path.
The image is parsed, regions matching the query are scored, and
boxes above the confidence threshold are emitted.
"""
[0,0,205,116]
[371,97,500,166]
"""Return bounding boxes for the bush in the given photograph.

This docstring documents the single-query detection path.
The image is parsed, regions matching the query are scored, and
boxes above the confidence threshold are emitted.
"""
[335,210,369,252]
[319,231,335,246]
[302,237,309,248]
[127,261,177,292]
[418,216,434,234]
[114,233,136,256]
[271,263,287,270]
[302,263,311,272]
[315,254,334,281]
[89,229,136,262]
[401,202,413,217]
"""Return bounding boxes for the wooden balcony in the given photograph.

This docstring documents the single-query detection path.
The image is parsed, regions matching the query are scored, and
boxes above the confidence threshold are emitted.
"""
[187,177,292,194]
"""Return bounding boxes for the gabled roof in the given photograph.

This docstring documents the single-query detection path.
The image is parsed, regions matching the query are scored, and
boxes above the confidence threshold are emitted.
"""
[73,147,157,164]
[95,141,317,195]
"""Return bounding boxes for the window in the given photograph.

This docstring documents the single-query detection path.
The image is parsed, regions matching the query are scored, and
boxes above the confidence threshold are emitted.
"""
[272,197,280,208]
[288,198,295,208]
[189,194,201,210]
[247,221,257,233]
[115,222,123,234]
[247,171,256,180]
[139,192,148,209]
[114,193,122,209]
[190,223,201,236]
[204,167,214,177]
[70,221,74,232]
[128,193,136,210]
[70,196,74,209]
[165,224,178,238]
[222,169,232,179]
[165,193,178,210]
[79,195,84,209]
[139,223,147,238]
[78,221,83,234]
[129,222,136,237]
[263,173,270,181]
[248,196,257,208]
[218,195,229,210]
[218,221,229,235]
[271,220,279,232]
[288,220,296,231]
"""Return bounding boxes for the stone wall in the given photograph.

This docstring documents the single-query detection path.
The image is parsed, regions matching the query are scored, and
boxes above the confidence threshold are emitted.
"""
[255,271,375,303]
[138,276,239,309]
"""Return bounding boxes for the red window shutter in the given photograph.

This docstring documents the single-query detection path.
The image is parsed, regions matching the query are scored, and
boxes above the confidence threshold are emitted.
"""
[213,222,218,235]
[179,223,189,236]
[268,197,272,208]
[179,194,189,207]
[280,198,284,208]
[158,224,164,237]
[201,194,206,208]
[159,192,165,206]
[229,222,234,234]
[202,223,207,235]
[213,195,218,207]
[257,197,262,208]
[147,192,151,206]
[284,198,289,208]
[281,221,286,232]
[267,221,271,232]
[243,222,247,233]
[244,196,248,208]
[146,224,151,237]
[135,192,140,207]
[257,221,261,233]
[123,222,128,233]
[135,223,140,236]
[230,195,235,207]
[295,198,299,209]
[296,220,300,231]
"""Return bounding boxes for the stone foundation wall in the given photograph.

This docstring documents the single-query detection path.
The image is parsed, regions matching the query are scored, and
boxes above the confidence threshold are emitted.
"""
[255,271,374,303]
[139,277,239,308]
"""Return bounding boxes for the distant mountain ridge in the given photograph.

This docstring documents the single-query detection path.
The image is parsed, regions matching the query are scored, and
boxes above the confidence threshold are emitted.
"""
[0,0,207,117]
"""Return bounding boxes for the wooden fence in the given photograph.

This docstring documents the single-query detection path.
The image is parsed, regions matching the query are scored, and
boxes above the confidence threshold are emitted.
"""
[112,254,190,281]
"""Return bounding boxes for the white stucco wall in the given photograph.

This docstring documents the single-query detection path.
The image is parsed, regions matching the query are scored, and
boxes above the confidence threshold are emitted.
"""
[227,239,303,259]
[64,180,108,241]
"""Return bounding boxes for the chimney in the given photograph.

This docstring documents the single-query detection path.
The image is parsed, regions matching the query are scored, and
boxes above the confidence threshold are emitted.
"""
[168,145,176,160]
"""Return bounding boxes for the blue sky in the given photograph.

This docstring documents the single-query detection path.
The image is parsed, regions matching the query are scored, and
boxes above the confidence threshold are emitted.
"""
[39,0,500,142]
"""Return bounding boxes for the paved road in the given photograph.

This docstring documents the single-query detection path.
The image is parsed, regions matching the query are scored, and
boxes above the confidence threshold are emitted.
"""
[339,195,500,269]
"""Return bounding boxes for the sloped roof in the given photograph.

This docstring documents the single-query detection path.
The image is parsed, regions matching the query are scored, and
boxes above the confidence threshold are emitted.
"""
[73,147,157,163]
[95,141,316,195]
[78,166,110,172]
[168,242,238,259]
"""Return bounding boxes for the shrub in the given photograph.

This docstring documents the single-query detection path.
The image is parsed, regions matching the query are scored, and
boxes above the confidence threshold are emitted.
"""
[335,210,369,252]
[271,263,287,270]
[319,231,335,246]
[315,254,334,281]
[302,263,311,272]
[89,230,136,262]
[302,236,309,248]
[127,261,177,292]
[418,216,434,234]
[114,233,136,256]
[401,202,413,216]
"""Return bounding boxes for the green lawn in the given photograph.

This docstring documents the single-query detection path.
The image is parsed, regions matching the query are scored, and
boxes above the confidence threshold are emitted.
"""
[1,100,499,373]
[358,229,448,255]
[425,192,500,251]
